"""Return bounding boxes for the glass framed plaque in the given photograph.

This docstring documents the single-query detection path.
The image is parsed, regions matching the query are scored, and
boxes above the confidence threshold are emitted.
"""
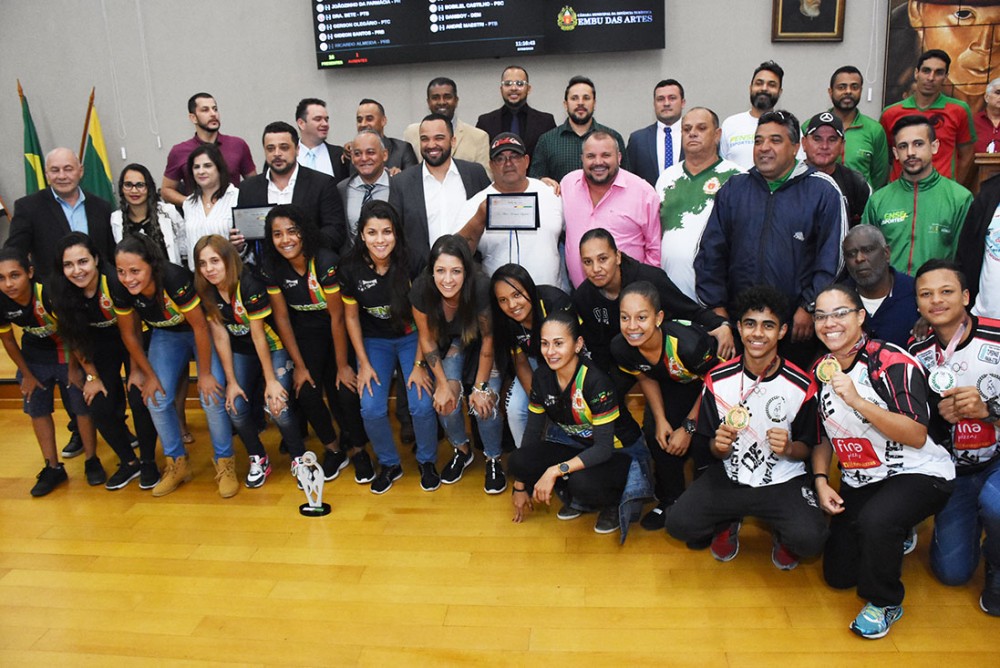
[231,205,273,240]
[486,193,540,231]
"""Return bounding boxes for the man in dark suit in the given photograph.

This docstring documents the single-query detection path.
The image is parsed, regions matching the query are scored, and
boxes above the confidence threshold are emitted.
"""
[338,130,392,252]
[626,79,686,187]
[355,98,418,175]
[236,122,347,252]
[389,114,490,268]
[476,65,556,158]
[295,98,350,182]
[6,147,115,278]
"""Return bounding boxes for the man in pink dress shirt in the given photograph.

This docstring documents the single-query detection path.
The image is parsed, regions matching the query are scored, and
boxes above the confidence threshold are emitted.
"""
[560,132,661,287]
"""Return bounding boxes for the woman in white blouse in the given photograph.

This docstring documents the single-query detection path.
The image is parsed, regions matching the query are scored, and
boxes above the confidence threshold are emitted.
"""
[180,143,239,270]
[111,163,184,263]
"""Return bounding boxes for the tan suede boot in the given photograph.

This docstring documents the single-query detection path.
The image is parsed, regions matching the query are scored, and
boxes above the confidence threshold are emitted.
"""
[214,457,239,498]
[152,455,192,497]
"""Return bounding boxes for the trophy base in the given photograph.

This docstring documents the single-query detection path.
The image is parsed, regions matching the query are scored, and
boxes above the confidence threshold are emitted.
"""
[299,502,331,517]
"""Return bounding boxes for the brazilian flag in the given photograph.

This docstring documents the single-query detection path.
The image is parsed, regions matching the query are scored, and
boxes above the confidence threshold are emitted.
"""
[79,88,115,204]
[18,80,46,194]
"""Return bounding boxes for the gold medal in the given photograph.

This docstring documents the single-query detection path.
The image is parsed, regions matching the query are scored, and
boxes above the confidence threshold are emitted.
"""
[815,357,841,384]
[724,405,751,430]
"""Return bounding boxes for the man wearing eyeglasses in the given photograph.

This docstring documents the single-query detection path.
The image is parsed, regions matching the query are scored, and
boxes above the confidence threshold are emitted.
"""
[476,66,556,159]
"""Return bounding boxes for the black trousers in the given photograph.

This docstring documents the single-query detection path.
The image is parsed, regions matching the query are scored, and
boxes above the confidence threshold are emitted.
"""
[642,379,705,504]
[508,440,630,509]
[89,336,156,464]
[823,473,953,607]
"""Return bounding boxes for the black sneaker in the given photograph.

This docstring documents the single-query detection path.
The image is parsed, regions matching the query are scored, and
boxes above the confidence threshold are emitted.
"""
[484,457,506,494]
[30,463,68,497]
[419,462,440,491]
[639,502,669,531]
[441,448,474,484]
[557,504,582,520]
[84,456,107,486]
[982,563,1000,617]
[352,449,376,484]
[61,431,84,458]
[371,464,403,494]
[594,507,620,534]
[322,449,349,481]
[105,459,141,490]
[139,460,161,490]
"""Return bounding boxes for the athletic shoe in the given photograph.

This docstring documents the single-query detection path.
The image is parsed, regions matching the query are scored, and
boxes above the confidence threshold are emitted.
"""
[850,602,903,639]
[902,527,918,555]
[710,521,742,562]
[484,457,506,494]
[371,464,403,495]
[594,508,620,534]
[419,462,440,491]
[30,463,68,497]
[322,449,348,481]
[441,448,474,484]
[639,502,669,531]
[245,455,271,488]
[84,456,107,486]
[139,460,160,490]
[352,449,376,484]
[61,431,83,458]
[981,563,1000,617]
[771,535,800,571]
[214,457,239,498]
[105,460,141,490]
[557,504,582,520]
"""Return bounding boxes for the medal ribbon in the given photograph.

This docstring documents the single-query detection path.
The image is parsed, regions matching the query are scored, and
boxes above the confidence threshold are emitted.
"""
[714,355,779,439]
[935,317,968,368]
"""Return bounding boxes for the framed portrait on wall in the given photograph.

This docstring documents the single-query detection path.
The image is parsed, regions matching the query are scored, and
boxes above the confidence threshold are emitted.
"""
[771,0,845,41]
[884,0,1000,114]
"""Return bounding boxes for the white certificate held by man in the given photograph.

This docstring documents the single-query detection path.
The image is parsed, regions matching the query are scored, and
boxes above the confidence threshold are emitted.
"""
[486,193,540,231]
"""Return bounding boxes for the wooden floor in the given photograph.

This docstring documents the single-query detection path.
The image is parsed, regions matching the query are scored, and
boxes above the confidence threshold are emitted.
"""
[0,399,995,667]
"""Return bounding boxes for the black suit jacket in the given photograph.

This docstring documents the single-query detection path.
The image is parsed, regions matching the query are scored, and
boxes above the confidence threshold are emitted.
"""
[388,159,490,268]
[6,189,115,278]
[626,123,683,187]
[476,104,556,157]
[237,165,347,252]
[385,137,419,172]
[321,142,350,183]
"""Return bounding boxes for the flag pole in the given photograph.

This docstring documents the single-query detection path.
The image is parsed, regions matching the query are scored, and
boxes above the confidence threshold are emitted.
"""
[80,87,95,161]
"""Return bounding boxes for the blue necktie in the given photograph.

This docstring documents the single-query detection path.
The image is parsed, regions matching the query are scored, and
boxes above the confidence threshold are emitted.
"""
[510,112,521,138]
[664,128,674,170]
[362,183,376,204]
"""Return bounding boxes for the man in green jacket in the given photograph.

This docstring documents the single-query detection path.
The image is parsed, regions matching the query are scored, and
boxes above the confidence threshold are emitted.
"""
[862,115,972,275]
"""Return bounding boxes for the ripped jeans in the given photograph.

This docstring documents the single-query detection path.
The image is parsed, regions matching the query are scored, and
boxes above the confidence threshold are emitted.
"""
[229,348,305,459]
[437,339,503,459]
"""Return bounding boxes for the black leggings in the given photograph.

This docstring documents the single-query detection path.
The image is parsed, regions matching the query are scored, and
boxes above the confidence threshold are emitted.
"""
[89,335,156,464]
[294,326,367,449]
[508,441,630,509]
[642,379,707,504]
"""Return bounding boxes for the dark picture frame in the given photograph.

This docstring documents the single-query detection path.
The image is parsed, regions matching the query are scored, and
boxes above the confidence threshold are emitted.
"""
[771,0,845,42]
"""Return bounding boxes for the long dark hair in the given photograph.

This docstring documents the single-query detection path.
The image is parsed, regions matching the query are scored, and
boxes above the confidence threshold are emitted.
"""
[421,234,480,347]
[489,263,539,378]
[262,204,324,277]
[342,200,412,335]
[186,143,230,204]
[117,163,168,254]
[51,233,102,360]
[115,233,168,312]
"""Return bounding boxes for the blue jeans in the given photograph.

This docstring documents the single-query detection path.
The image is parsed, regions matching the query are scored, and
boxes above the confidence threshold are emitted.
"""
[438,341,503,459]
[931,458,1000,585]
[505,356,538,448]
[230,348,304,459]
[359,332,437,466]
[146,327,232,459]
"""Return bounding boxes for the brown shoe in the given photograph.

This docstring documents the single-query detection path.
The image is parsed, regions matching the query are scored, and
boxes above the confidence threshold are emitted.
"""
[152,455,192,497]
[214,456,239,498]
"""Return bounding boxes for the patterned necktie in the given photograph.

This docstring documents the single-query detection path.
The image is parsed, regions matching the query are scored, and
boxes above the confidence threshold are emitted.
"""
[664,128,674,170]
[362,183,376,204]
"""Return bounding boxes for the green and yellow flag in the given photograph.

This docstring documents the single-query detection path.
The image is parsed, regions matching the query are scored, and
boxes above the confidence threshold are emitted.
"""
[79,88,115,204]
[18,80,46,194]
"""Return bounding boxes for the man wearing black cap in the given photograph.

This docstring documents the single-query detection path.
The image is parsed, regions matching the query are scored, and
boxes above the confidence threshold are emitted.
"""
[457,133,565,287]
[803,111,871,228]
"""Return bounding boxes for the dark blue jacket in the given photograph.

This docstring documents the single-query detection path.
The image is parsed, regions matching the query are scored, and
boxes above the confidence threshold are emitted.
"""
[845,268,918,348]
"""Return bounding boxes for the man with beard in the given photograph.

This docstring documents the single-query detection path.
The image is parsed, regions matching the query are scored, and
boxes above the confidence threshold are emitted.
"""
[802,112,871,227]
[720,61,786,170]
[162,92,256,206]
[626,79,686,186]
[560,132,660,287]
[476,65,556,158]
[530,75,628,183]
[355,98,418,175]
[236,121,347,252]
[863,115,973,275]
[338,130,392,250]
[295,98,349,182]
[389,113,490,268]
[840,225,918,347]
[806,66,889,188]
[404,78,491,172]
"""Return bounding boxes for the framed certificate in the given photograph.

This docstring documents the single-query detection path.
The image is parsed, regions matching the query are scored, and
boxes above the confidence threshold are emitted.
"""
[231,205,273,240]
[486,193,540,231]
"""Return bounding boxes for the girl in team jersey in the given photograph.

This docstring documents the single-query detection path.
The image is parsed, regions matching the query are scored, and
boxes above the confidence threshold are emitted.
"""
[194,234,306,489]
[509,310,645,535]
[811,284,955,639]
[0,248,103,495]
[489,263,573,449]
[51,232,158,491]
[112,234,236,498]
[339,201,434,494]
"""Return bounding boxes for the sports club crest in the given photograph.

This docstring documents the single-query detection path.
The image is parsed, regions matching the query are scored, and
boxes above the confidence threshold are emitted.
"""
[558,6,577,31]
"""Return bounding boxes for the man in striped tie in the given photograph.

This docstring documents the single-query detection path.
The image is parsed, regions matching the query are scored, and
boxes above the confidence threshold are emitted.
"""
[338,129,391,252]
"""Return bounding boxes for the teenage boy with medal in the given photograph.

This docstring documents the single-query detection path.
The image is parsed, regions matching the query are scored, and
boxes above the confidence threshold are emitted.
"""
[909,259,1000,616]
[665,286,828,570]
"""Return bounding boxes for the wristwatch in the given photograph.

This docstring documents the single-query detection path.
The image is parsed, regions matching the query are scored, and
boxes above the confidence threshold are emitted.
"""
[85,373,97,383]
[477,382,490,392]
[986,396,1000,423]
[414,360,428,369]
[683,418,697,435]
[557,462,570,478]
